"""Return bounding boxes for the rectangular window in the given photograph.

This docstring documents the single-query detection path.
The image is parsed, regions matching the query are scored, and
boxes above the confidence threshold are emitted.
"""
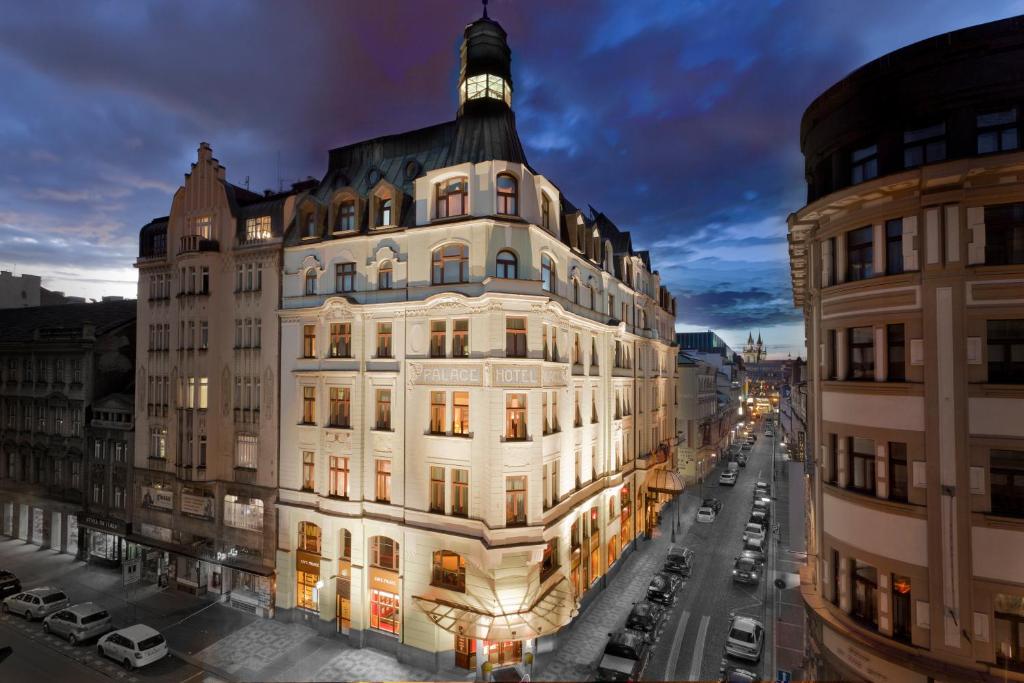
[983,203,1024,266]
[452,468,469,517]
[828,433,838,485]
[375,459,392,502]
[224,494,264,531]
[827,329,838,380]
[245,215,272,241]
[302,451,315,491]
[199,321,209,350]
[377,323,393,358]
[302,386,316,424]
[430,320,446,358]
[429,391,446,435]
[338,201,356,231]
[329,387,350,428]
[977,108,1019,154]
[505,317,527,358]
[200,266,210,294]
[885,218,904,274]
[235,434,258,469]
[329,322,352,357]
[846,226,874,281]
[505,475,527,525]
[542,392,550,435]
[429,466,445,513]
[369,589,399,635]
[329,456,349,498]
[991,449,1024,518]
[903,122,946,168]
[303,325,316,358]
[987,319,1024,384]
[336,262,356,293]
[452,319,469,358]
[452,391,469,436]
[888,443,908,503]
[848,326,874,380]
[848,437,876,494]
[851,144,878,184]
[887,324,905,381]
[375,389,392,430]
[198,377,208,409]
[505,393,527,440]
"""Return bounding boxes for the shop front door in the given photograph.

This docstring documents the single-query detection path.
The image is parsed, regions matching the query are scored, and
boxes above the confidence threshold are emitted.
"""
[486,640,522,666]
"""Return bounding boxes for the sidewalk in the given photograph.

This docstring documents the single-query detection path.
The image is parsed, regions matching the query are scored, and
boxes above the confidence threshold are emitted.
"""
[772,458,808,680]
[533,490,702,681]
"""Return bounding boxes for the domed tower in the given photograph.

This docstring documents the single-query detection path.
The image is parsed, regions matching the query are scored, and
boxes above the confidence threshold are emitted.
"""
[457,3,513,116]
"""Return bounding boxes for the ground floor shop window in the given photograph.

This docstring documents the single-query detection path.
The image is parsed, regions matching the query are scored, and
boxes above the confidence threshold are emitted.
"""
[370,589,400,635]
[297,570,319,611]
[88,530,120,561]
[485,640,522,666]
[995,594,1024,672]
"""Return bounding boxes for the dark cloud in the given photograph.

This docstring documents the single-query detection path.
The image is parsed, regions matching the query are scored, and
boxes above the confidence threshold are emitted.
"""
[675,287,804,329]
[0,0,1018,340]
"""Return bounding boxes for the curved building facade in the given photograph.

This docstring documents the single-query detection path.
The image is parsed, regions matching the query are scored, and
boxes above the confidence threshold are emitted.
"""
[789,15,1024,683]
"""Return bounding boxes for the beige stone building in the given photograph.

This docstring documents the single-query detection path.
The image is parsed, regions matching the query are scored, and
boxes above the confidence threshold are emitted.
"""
[789,16,1024,682]
[132,144,300,616]
[273,12,678,674]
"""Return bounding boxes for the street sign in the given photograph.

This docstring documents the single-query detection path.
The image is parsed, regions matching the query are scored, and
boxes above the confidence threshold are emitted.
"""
[123,557,141,586]
[777,670,792,683]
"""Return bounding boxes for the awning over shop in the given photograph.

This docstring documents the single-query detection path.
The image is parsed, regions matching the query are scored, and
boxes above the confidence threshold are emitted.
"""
[645,468,684,494]
[414,577,575,641]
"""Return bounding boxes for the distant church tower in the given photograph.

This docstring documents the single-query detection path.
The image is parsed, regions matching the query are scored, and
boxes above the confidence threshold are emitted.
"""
[743,331,766,364]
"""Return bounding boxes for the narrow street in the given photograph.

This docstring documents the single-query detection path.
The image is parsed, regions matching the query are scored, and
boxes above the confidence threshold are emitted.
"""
[645,425,783,681]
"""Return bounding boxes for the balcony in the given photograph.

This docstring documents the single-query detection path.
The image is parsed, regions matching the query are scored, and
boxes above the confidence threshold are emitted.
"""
[179,235,219,254]
[233,467,257,485]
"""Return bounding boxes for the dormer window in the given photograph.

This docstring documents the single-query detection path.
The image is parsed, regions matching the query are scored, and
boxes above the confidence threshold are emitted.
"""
[305,213,317,238]
[461,74,511,106]
[496,174,518,215]
[337,201,356,231]
[541,193,552,231]
[436,177,468,218]
[377,198,392,227]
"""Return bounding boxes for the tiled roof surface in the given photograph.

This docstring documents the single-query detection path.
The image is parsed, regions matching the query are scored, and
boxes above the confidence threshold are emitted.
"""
[0,300,136,343]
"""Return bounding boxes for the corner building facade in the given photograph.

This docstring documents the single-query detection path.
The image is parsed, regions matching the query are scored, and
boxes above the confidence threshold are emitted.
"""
[789,16,1024,682]
[274,14,678,674]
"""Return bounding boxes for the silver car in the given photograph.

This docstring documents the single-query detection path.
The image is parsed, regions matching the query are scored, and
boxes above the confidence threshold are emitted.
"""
[43,602,112,644]
[2,587,70,621]
[725,615,764,662]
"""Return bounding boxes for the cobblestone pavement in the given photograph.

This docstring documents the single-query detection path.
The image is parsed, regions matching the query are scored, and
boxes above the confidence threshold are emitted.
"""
[534,492,701,682]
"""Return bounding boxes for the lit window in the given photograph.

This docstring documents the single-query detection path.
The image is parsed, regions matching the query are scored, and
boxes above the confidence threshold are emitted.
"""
[505,476,527,525]
[430,321,446,358]
[302,386,316,424]
[375,389,392,430]
[329,387,350,428]
[505,394,527,440]
[329,456,349,498]
[245,215,272,241]
[303,324,317,358]
[375,460,392,502]
[302,451,315,490]
[429,466,445,513]
[452,469,469,516]
[431,550,466,591]
[329,322,351,358]
[453,391,470,436]
[430,391,446,435]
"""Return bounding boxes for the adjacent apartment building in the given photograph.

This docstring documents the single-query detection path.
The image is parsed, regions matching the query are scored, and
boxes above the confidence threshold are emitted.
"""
[789,16,1024,682]
[132,146,301,616]
[274,11,678,674]
[0,301,135,559]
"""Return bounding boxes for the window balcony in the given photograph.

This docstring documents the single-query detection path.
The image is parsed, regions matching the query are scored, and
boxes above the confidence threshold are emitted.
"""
[178,235,219,254]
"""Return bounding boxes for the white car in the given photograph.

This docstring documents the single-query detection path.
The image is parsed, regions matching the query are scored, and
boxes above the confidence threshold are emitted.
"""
[725,616,764,662]
[696,506,716,523]
[741,522,765,544]
[98,624,168,670]
[719,471,737,486]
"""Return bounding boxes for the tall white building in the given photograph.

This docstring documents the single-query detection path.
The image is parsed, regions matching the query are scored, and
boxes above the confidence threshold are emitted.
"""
[274,11,678,674]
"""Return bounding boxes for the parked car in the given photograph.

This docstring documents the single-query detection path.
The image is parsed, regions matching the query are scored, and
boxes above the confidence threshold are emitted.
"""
[748,510,768,527]
[736,454,747,467]
[97,624,168,670]
[725,616,764,662]
[719,471,737,486]
[596,629,651,682]
[753,482,771,502]
[663,546,695,577]
[732,556,760,584]
[701,498,722,514]
[491,663,531,682]
[696,506,716,523]
[741,538,766,564]
[0,571,21,599]
[43,602,112,644]
[646,571,682,605]
[741,523,765,544]
[625,601,665,640]
[765,431,774,437]
[737,549,765,568]
[740,443,752,451]
[727,461,740,474]
[722,665,760,682]
[2,587,70,621]
[752,499,771,521]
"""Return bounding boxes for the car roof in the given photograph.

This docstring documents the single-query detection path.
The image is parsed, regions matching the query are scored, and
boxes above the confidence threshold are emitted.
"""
[24,586,63,596]
[66,602,105,616]
[609,629,646,648]
[667,545,690,554]
[114,624,161,641]
[731,616,762,631]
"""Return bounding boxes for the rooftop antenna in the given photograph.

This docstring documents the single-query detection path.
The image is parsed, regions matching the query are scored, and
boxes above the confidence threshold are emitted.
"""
[482,0,488,18]
[244,175,250,191]
[277,151,283,192]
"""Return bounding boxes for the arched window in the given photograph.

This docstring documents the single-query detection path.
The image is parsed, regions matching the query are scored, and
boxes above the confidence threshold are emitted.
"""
[431,550,466,592]
[298,521,321,554]
[496,250,518,279]
[378,261,393,290]
[541,254,555,293]
[370,536,400,570]
[432,243,469,284]
[304,269,317,296]
[496,173,518,215]
[377,198,392,227]
[587,283,596,310]
[436,177,468,218]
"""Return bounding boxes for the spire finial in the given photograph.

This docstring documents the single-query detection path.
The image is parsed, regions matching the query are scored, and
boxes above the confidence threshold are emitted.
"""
[482,0,488,19]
